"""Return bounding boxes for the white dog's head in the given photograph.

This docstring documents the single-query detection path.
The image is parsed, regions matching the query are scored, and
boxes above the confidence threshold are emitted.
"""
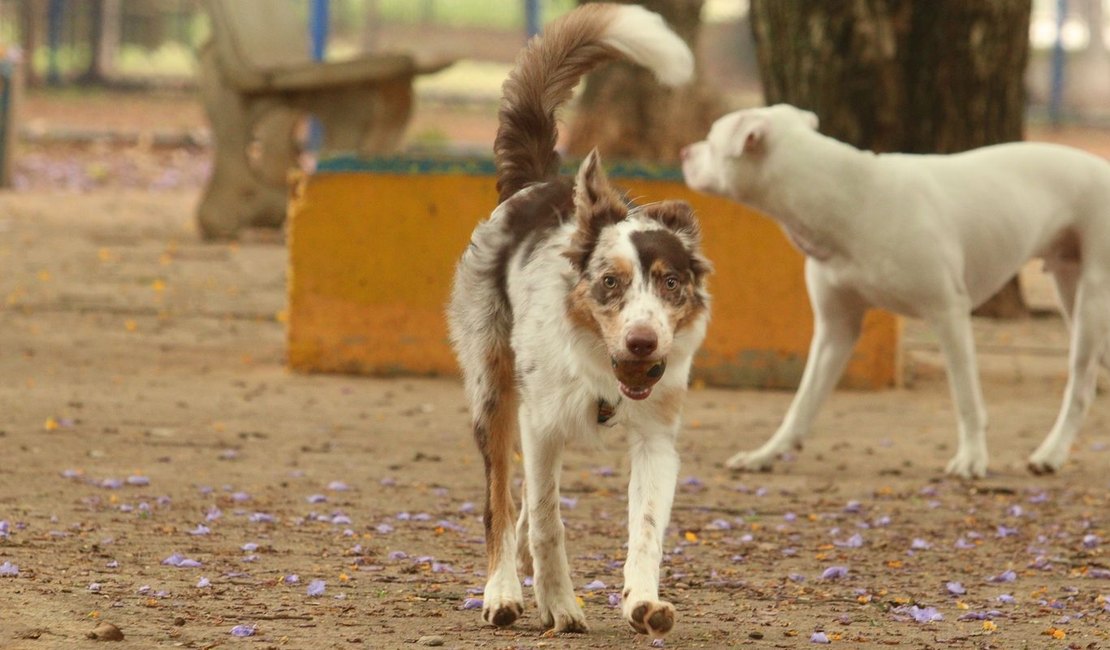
[681,104,819,200]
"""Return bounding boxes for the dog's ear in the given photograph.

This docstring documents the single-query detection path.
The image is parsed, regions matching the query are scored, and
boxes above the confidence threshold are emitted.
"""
[640,200,712,280]
[641,200,699,240]
[726,114,767,157]
[565,149,628,272]
[802,110,819,130]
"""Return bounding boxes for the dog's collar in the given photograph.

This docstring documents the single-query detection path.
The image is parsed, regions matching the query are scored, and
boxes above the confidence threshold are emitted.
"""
[598,397,621,425]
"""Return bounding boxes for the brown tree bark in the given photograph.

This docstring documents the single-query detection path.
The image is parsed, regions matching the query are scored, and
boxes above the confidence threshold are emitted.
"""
[750,0,1032,317]
[565,0,722,164]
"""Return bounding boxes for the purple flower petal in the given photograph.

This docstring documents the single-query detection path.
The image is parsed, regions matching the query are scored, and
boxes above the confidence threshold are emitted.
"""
[229,624,255,637]
[911,538,931,550]
[946,581,966,595]
[997,593,1015,604]
[331,514,351,525]
[651,639,665,648]
[559,496,578,509]
[905,605,944,623]
[327,481,350,491]
[810,631,830,644]
[284,574,300,584]
[387,550,407,561]
[461,597,483,610]
[835,533,864,548]
[1083,534,1101,549]
[996,525,1018,538]
[127,475,150,486]
[607,592,621,607]
[248,512,275,524]
[0,520,9,538]
[306,494,327,504]
[458,501,475,514]
[100,478,123,489]
[231,491,250,502]
[582,579,606,591]
[955,537,976,550]
[197,576,211,588]
[87,582,101,592]
[844,500,862,513]
[988,570,1017,583]
[820,566,849,580]
[106,560,118,568]
[307,579,326,597]
[375,523,394,534]
[593,466,617,477]
[188,524,211,536]
[205,507,222,522]
[241,542,259,552]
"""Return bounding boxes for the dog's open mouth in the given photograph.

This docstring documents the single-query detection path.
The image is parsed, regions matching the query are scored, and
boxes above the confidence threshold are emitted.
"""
[611,358,667,400]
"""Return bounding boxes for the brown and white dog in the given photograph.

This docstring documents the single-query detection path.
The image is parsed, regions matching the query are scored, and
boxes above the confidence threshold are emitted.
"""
[447,3,709,638]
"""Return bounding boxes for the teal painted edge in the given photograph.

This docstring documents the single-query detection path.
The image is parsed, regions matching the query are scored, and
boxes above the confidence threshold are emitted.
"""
[315,153,685,182]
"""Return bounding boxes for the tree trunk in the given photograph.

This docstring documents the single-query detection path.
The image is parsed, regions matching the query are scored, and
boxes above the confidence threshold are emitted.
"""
[20,0,43,87]
[565,0,722,164]
[750,0,1032,318]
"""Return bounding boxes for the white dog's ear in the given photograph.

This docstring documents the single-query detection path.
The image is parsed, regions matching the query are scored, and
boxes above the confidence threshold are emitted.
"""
[802,110,819,130]
[726,115,767,157]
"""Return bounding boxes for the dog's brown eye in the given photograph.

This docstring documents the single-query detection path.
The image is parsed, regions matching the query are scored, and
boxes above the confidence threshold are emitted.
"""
[602,275,618,289]
[664,276,680,291]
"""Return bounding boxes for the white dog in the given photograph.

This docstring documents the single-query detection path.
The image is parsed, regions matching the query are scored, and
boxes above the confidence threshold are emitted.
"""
[448,4,709,637]
[682,103,1110,478]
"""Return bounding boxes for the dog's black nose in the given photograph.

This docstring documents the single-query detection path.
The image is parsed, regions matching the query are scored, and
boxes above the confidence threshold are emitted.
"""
[625,327,658,357]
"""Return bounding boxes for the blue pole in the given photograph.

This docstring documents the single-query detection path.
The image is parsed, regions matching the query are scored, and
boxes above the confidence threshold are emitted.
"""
[47,0,65,86]
[525,0,541,39]
[310,0,330,61]
[308,0,330,152]
[1049,0,1068,126]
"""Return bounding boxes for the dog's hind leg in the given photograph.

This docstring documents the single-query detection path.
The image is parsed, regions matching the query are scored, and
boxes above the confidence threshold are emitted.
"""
[515,482,532,576]
[469,345,525,627]
[728,260,865,471]
[520,406,587,633]
[929,306,990,478]
[1029,274,1110,473]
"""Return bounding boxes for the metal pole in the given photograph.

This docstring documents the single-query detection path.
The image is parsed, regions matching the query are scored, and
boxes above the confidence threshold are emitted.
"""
[308,0,330,152]
[1050,0,1068,127]
[525,0,541,39]
[47,0,65,86]
[310,0,330,61]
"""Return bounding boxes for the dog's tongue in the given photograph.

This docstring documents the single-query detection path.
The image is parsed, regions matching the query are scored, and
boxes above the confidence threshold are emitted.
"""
[619,383,653,401]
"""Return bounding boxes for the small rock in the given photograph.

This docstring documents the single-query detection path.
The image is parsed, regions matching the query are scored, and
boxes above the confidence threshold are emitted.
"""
[418,635,445,646]
[87,622,124,641]
[173,617,186,626]
[749,631,765,640]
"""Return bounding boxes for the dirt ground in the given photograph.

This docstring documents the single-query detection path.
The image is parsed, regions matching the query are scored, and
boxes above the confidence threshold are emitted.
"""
[2,92,1110,649]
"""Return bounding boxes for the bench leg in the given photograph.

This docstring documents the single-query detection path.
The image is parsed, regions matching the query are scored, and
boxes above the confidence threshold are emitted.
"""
[196,45,294,239]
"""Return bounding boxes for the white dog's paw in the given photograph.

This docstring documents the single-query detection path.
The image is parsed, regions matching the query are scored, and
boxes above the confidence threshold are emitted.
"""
[725,448,778,472]
[481,574,524,627]
[1027,441,1069,475]
[624,599,675,637]
[944,447,988,479]
[536,589,588,633]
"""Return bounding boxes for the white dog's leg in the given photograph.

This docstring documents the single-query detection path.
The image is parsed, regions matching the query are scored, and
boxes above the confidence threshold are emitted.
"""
[728,263,865,471]
[622,414,679,637]
[520,414,587,633]
[929,308,990,478]
[1029,277,1110,473]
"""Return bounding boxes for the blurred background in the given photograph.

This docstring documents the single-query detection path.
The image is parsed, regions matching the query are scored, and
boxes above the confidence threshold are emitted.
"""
[3,0,1110,193]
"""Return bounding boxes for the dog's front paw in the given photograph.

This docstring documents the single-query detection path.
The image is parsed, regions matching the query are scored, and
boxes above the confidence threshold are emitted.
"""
[483,596,523,627]
[945,448,988,479]
[536,592,588,633]
[625,599,675,637]
[725,448,777,472]
[1027,441,1069,475]
[481,572,524,627]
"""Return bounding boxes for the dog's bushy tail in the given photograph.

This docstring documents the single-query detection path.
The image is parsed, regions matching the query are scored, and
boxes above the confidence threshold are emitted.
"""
[494,3,693,203]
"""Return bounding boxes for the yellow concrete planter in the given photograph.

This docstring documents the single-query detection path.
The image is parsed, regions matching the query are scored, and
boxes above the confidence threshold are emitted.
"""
[288,156,900,390]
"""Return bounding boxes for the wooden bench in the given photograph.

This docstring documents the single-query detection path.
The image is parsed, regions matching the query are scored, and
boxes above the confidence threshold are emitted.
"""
[196,0,452,239]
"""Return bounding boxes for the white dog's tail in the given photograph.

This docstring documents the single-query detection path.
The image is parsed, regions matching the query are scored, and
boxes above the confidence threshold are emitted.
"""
[494,2,693,203]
